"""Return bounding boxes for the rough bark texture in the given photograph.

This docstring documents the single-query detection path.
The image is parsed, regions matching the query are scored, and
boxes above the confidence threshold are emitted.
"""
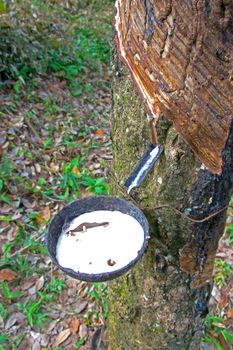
[115,0,233,174]
[108,1,233,349]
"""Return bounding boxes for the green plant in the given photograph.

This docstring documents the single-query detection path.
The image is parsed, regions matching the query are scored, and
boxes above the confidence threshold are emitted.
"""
[0,0,5,13]
[203,314,233,350]
[23,238,47,255]
[214,259,233,287]
[75,335,88,349]
[0,155,14,179]
[88,282,109,320]
[1,281,24,300]
[229,224,233,245]
[16,277,66,328]
[2,241,14,263]
[44,276,66,294]
[16,148,33,159]
[0,303,8,320]
[0,333,9,347]
[81,176,108,195]
[61,134,77,148]
[57,156,109,200]
[57,157,83,200]
[0,179,11,205]
[43,97,60,115]
[0,0,112,94]
[18,296,50,328]
[1,226,38,264]
[37,177,47,186]
[11,333,24,349]
[0,155,14,204]
[14,255,33,277]
[0,0,70,83]
[43,137,54,150]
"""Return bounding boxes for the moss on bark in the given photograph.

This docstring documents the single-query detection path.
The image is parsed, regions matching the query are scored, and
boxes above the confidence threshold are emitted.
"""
[108,61,205,349]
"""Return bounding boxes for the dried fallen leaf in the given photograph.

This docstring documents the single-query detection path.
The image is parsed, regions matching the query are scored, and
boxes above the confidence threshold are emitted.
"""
[12,212,22,220]
[0,315,4,328]
[216,252,228,258]
[36,206,51,223]
[71,167,81,175]
[32,341,41,350]
[75,301,88,314]
[31,331,41,341]
[79,324,88,338]
[54,329,71,347]
[47,319,60,333]
[5,312,25,329]
[40,334,49,347]
[35,163,41,173]
[20,278,37,291]
[211,285,221,303]
[59,293,68,304]
[0,132,7,146]
[0,269,17,281]
[70,316,80,335]
[50,162,59,172]
[36,276,45,291]
[227,308,233,318]
[219,291,228,309]
[0,205,13,214]
[22,198,36,209]
[212,322,225,328]
[40,206,51,221]
[18,337,31,350]
[94,129,105,137]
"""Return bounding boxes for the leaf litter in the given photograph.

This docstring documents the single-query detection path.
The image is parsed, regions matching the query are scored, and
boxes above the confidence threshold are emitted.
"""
[0,1,113,349]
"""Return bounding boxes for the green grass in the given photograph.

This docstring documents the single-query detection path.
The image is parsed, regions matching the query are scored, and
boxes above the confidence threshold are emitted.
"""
[0,155,14,205]
[203,314,233,350]
[75,335,88,349]
[0,303,8,320]
[214,259,233,287]
[0,0,112,93]
[87,282,109,321]
[55,156,109,201]
[203,221,233,349]
[1,281,25,300]
[229,224,233,245]
[0,333,9,348]
[15,276,66,329]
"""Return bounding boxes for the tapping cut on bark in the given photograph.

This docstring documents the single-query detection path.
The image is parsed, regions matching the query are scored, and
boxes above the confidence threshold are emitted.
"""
[114,0,233,174]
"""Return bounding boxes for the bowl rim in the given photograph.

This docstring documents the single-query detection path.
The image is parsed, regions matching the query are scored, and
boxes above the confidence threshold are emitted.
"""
[46,195,149,282]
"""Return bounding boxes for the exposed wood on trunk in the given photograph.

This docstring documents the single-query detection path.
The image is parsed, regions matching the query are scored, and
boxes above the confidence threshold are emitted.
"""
[114,0,233,174]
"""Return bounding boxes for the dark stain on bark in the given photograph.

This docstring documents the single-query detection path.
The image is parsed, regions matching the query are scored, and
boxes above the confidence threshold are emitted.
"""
[144,0,155,42]
[180,121,233,287]
[204,0,211,15]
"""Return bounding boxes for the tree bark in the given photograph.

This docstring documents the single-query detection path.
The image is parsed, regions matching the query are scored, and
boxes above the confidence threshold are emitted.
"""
[108,1,233,349]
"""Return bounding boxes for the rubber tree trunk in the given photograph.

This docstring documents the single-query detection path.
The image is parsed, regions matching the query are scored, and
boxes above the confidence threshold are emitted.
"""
[108,1,233,349]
